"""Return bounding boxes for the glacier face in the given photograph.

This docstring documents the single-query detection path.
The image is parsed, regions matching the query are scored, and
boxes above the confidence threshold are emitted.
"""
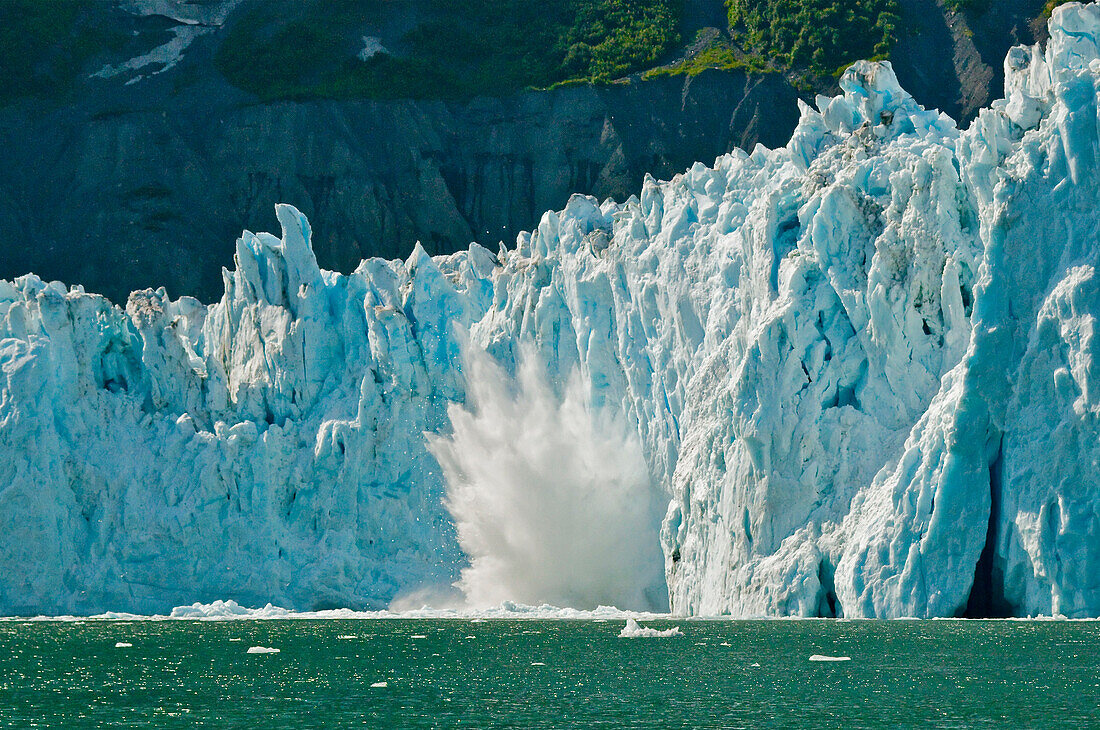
[4,5,1100,617]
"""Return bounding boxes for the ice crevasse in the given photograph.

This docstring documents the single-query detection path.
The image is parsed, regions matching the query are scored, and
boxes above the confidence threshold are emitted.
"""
[3,5,1100,618]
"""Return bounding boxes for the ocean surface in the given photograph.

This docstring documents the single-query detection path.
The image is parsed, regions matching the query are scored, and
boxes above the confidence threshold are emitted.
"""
[0,618,1096,728]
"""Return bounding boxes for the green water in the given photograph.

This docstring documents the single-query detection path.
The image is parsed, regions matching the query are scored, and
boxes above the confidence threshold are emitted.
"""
[0,619,1097,728]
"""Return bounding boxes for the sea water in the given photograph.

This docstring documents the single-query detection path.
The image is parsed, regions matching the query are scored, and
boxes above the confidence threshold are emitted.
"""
[1,619,1097,728]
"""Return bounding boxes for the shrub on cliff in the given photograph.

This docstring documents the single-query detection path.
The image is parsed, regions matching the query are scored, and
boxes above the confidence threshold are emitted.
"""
[726,0,899,76]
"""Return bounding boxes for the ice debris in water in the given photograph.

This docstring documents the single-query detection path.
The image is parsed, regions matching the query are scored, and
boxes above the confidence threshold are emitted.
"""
[246,646,280,654]
[618,618,683,638]
[170,601,291,620]
[4,6,1100,619]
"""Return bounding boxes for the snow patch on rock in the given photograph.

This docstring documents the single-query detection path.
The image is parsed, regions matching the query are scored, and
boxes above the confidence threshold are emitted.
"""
[94,0,243,82]
[359,36,387,61]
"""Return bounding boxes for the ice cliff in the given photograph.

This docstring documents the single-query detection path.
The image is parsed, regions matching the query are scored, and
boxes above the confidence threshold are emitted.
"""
[3,5,1100,617]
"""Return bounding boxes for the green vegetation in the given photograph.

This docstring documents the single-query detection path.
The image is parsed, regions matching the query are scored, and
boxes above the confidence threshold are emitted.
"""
[643,40,765,79]
[215,0,682,101]
[725,0,900,76]
[0,0,128,105]
[943,0,990,13]
[1043,0,1075,18]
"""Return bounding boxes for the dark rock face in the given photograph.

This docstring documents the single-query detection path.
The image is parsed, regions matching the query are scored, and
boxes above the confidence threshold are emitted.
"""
[0,70,800,303]
[890,0,1045,121]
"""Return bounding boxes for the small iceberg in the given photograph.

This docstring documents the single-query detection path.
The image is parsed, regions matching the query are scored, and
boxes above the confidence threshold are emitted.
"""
[809,654,851,662]
[114,642,132,648]
[246,646,280,654]
[618,618,683,638]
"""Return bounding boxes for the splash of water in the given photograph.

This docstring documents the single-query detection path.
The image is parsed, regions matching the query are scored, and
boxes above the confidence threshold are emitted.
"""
[427,348,668,612]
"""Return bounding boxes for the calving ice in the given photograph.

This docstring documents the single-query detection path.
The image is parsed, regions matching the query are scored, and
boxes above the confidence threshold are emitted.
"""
[2,5,1100,619]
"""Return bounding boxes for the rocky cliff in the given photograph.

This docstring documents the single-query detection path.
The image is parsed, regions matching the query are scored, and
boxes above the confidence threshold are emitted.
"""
[0,69,799,303]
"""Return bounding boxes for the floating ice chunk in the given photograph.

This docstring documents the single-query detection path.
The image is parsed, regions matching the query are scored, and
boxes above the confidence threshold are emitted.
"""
[246,646,280,654]
[618,618,683,638]
[370,681,388,688]
[170,601,292,620]
[81,601,668,622]
[808,654,851,662]
[114,642,132,648]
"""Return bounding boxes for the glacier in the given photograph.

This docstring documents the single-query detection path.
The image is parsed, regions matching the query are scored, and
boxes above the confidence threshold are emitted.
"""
[3,4,1100,618]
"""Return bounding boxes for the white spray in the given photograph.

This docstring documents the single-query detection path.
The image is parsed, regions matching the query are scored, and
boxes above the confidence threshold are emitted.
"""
[427,347,668,612]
